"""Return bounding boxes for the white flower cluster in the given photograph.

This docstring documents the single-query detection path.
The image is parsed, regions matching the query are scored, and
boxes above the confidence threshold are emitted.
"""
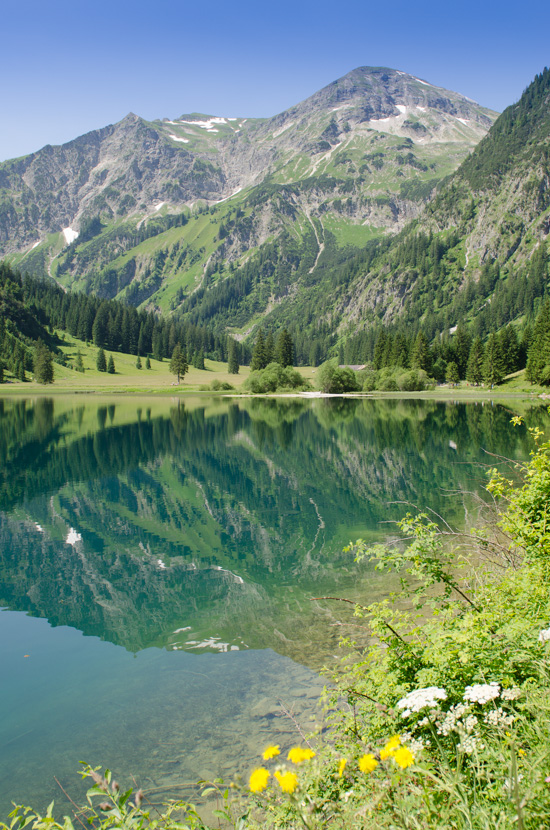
[538,627,550,642]
[437,703,470,737]
[484,707,515,728]
[464,714,479,734]
[397,686,447,717]
[457,735,485,755]
[501,686,521,701]
[463,682,500,704]
[400,731,429,754]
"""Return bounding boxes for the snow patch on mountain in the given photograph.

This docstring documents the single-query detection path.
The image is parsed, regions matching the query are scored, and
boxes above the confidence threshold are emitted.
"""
[178,116,228,131]
[168,134,189,143]
[62,227,78,245]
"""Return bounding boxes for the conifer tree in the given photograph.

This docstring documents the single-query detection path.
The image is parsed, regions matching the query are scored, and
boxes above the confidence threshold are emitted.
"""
[466,337,484,385]
[445,361,460,386]
[107,354,116,374]
[526,299,550,383]
[194,349,205,370]
[136,355,142,369]
[145,356,151,370]
[251,329,268,371]
[453,323,472,379]
[96,347,107,372]
[499,325,520,374]
[275,328,294,367]
[227,338,240,374]
[33,341,54,384]
[483,333,505,386]
[264,331,275,365]
[170,344,188,383]
[410,331,431,373]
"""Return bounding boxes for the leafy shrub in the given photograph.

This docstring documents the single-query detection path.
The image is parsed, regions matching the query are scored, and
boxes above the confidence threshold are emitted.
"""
[317,361,361,393]
[210,379,234,391]
[244,362,311,393]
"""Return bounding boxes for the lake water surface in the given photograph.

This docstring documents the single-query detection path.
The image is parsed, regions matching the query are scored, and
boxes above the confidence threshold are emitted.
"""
[0,395,545,816]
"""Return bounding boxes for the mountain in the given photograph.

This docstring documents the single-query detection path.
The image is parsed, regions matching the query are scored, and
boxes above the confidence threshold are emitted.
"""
[0,67,496,351]
[330,67,550,344]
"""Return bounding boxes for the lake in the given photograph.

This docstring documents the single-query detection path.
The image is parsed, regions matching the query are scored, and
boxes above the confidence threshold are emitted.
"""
[0,395,544,816]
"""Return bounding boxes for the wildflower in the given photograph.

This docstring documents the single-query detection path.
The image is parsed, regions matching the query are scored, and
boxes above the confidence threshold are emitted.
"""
[262,745,280,760]
[287,747,315,764]
[484,707,515,728]
[274,770,298,793]
[338,758,348,777]
[397,686,447,717]
[393,746,414,769]
[457,735,484,755]
[464,714,479,734]
[538,628,550,643]
[463,682,500,704]
[501,687,521,701]
[249,767,270,793]
[437,703,470,736]
[358,753,378,773]
[379,734,401,760]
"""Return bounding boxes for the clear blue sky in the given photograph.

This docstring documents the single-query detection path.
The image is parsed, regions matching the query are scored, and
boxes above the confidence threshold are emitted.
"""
[1,0,549,161]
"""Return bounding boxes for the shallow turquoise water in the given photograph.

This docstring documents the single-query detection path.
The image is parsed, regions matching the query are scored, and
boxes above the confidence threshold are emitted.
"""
[0,396,545,815]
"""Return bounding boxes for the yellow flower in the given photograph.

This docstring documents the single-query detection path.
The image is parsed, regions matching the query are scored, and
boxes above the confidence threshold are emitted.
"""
[393,746,414,769]
[358,753,378,773]
[249,767,270,793]
[262,744,281,760]
[338,758,348,777]
[274,770,298,793]
[287,746,316,764]
[380,735,401,760]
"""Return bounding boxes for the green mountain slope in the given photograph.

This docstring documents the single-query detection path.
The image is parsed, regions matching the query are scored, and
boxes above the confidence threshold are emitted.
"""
[329,68,550,342]
[1,67,496,348]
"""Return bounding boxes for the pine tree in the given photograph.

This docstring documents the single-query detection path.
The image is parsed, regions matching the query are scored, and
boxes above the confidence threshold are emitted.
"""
[136,355,142,369]
[107,354,115,374]
[33,341,54,384]
[227,338,240,374]
[264,331,275,365]
[251,329,268,371]
[275,328,294,367]
[445,361,460,386]
[499,325,520,374]
[410,332,431,373]
[466,337,484,385]
[526,299,550,383]
[483,333,505,386]
[75,350,85,373]
[96,347,107,372]
[194,349,205,370]
[453,323,472,379]
[145,356,151,370]
[170,344,188,383]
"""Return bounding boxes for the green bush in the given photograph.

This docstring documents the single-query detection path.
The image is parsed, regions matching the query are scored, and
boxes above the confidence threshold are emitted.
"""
[317,360,361,393]
[244,362,311,394]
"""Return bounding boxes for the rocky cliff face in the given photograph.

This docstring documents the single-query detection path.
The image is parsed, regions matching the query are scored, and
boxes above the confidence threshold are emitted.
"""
[0,67,495,253]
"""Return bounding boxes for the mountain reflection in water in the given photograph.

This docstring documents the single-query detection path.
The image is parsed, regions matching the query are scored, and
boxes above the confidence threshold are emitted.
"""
[0,395,545,815]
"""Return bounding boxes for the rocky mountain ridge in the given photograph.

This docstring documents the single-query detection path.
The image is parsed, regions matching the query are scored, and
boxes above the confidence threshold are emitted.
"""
[0,67,496,322]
